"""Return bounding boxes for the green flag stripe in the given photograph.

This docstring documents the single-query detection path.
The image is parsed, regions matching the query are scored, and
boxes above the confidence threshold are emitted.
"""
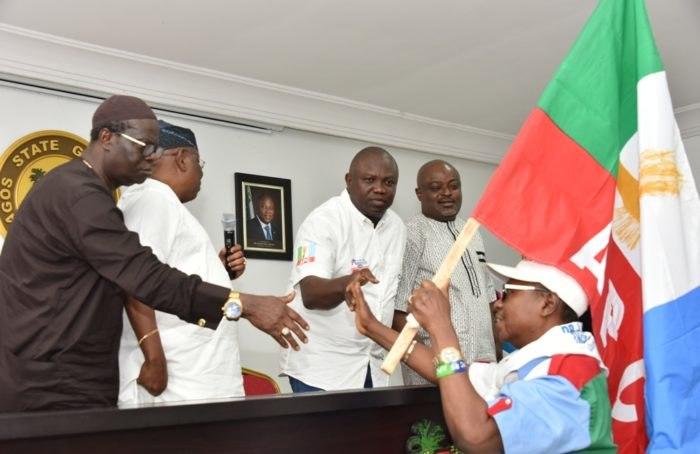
[538,0,663,177]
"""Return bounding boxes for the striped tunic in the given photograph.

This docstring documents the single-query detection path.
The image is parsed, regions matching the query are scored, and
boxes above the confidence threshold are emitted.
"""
[395,214,496,385]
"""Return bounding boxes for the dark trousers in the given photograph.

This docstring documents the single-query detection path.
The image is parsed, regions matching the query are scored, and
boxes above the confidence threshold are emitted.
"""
[289,364,373,393]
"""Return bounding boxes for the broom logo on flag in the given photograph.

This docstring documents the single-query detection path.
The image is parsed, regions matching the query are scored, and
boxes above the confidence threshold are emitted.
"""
[639,150,682,196]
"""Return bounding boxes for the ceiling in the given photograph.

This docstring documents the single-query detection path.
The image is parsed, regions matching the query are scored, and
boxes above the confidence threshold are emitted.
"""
[0,0,698,136]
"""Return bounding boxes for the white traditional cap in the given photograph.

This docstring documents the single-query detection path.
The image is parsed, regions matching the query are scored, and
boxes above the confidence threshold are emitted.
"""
[487,260,588,316]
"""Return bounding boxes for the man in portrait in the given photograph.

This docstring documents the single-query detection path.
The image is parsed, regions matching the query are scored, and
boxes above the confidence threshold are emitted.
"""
[246,190,282,248]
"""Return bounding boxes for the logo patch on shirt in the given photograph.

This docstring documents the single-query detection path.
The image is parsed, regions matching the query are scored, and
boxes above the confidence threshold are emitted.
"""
[351,257,368,271]
[487,397,513,416]
[0,130,88,237]
[296,242,317,266]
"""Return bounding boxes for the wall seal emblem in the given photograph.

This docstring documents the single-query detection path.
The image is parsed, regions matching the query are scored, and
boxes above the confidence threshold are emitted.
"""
[0,130,87,236]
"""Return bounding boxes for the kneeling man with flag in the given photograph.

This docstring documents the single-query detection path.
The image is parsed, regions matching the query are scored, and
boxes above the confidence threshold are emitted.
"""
[346,260,616,453]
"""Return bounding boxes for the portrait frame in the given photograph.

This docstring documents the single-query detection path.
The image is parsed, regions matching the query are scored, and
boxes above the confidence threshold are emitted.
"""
[234,172,293,261]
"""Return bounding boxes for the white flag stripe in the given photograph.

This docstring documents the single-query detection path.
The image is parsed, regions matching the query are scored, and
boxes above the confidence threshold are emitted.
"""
[618,133,640,179]
[637,70,700,311]
[638,72,677,151]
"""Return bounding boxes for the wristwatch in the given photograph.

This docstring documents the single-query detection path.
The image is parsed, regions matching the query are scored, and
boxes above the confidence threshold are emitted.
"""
[222,291,243,321]
[434,346,463,366]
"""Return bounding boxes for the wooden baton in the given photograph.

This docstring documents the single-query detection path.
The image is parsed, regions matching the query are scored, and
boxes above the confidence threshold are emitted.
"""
[380,217,481,375]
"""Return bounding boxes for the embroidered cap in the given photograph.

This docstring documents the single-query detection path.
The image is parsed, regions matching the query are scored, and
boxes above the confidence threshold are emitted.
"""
[158,120,198,151]
[486,260,588,316]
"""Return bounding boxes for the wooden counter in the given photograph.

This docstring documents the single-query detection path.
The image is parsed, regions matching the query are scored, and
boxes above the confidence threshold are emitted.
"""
[0,385,446,453]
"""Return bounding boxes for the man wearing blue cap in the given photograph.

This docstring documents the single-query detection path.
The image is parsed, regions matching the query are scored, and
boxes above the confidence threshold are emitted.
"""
[118,120,254,403]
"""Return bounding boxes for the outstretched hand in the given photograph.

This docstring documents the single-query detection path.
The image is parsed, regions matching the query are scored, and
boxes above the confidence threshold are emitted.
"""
[241,291,310,350]
[349,268,379,287]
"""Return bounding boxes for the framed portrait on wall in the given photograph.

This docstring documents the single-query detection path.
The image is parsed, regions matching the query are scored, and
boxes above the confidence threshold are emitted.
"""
[234,172,293,261]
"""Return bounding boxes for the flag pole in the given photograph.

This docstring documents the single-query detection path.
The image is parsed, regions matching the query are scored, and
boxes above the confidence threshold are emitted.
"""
[381,217,481,375]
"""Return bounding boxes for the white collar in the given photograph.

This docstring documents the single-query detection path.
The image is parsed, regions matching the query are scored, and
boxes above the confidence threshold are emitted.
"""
[469,323,605,401]
[257,216,272,228]
[340,189,390,228]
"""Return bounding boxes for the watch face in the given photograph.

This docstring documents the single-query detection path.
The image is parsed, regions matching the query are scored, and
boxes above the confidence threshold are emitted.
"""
[224,301,242,319]
[439,347,462,363]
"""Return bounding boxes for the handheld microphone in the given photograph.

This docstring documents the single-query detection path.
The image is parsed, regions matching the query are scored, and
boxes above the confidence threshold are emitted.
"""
[221,213,237,251]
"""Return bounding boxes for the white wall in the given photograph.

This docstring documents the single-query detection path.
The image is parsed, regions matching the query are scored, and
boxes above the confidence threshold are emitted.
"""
[678,102,700,181]
[685,136,700,179]
[4,81,696,394]
[0,83,518,392]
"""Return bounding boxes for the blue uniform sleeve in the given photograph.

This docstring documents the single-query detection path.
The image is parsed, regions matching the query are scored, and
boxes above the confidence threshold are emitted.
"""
[488,375,593,454]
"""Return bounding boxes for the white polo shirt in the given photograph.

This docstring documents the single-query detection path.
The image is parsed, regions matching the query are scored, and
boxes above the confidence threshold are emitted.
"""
[117,178,243,405]
[280,190,406,390]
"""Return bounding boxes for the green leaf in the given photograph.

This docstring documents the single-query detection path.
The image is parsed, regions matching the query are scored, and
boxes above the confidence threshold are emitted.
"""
[29,167,47,183]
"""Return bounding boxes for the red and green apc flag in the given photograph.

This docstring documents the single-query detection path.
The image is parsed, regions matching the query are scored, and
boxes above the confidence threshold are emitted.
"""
[473,0,700,452]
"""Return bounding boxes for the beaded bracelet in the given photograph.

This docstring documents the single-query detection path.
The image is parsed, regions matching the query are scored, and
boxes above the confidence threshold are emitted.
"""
[436,359,467,379]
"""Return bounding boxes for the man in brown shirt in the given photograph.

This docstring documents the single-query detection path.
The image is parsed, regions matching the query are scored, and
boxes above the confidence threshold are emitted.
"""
[0,95,308,412]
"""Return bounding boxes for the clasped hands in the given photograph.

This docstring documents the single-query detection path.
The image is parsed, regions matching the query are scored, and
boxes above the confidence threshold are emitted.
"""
[345,268,452,336]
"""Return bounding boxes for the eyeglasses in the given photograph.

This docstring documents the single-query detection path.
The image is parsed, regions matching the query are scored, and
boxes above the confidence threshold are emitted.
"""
[500,283,552,300]
[118,133,161,158]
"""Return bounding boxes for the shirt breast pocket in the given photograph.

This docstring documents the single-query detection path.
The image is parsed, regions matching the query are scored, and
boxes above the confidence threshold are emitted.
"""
[381,253,403,288]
